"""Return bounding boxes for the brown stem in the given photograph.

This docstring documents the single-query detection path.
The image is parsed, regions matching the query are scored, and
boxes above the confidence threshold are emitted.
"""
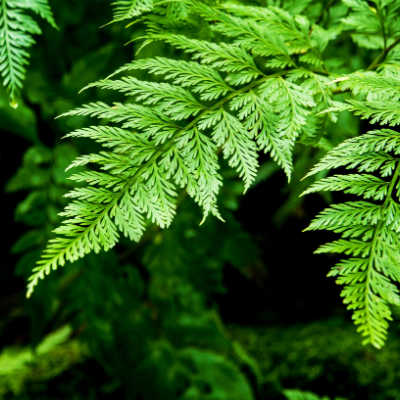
[367,37,400,71]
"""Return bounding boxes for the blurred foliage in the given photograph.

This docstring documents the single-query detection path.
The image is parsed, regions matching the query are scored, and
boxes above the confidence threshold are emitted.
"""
[4,143,261,399]
[284,389,346,400]
[232,318,400,399]
[0,326,85,398]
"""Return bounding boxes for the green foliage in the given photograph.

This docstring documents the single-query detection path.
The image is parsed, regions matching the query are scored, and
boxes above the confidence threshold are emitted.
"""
[6,141,260,398]
[179,348,253,400]
[303,63,400,348]
[5,3,400,400]
[342,0,400,50]
[4,0,395,350]
[0,0,56,103]
[304,129,400,348]
[7,145,77,281]
[112,0,154,21]
[61,209,260,399]
[339,70,400,126]
[30,1,333,297]
[284,389,345,400]
[66,247,257,400]
[232,318,400,400]
[0,326,85,397]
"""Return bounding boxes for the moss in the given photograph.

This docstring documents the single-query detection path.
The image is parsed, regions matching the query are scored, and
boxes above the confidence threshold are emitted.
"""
[229,318,400,400]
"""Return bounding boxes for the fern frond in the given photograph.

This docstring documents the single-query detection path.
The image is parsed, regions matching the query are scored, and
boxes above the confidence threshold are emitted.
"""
[302,174,390,200]
[0,0,55,102]
[342,0,381,35]
[111,0,153,22]
[336,70,400,126]
[213,2,334,69]
[346,99,400,126]
[342,0,400,50]
[16,0,55,26]
[304,129,400,178]
[85,76,205,120]
[62,102,179,144]
[196,3,295,64]
[211,110,259,191]
[144,31,262,85]
[341,71,400,100]
[304,129,400,348]
[112,57,233,101]
[28,3,333,296]
[29,29,319,296]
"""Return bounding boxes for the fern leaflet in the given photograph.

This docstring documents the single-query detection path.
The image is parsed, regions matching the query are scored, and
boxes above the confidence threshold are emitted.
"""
[111,0,153,22]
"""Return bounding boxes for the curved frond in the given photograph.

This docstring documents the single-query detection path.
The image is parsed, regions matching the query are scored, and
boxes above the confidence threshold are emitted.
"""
[29,5,328,296]
[304,129,400,348]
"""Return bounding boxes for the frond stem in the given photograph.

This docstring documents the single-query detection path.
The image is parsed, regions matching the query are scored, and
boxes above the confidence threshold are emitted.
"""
[367,37,400,71]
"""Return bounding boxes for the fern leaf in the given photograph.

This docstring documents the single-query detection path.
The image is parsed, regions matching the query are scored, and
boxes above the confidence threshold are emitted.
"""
[16,0,56,26]
[0,0,55,102]
[145,31,262,85]
[342,71,400,100]
[304,129,400,348]
[114,57,233,101]
[212,110,259,191]
[111,0,153,22]
[30,6,322,296]
[342,0,400,50]
[302,174,389,200]
[347,99,400,126]
[86,77,205,120]
[304,129,400,178]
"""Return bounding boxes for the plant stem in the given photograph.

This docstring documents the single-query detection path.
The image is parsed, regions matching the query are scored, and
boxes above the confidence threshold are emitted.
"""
[367,37,400,71]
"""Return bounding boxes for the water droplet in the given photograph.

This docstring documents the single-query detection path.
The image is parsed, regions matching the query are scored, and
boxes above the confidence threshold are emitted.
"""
[9,99,18,109]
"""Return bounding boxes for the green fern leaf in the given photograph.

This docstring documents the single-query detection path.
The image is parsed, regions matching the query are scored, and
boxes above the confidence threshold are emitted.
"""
[0,0,56,102]
[304,129,400,348]
[29,4,327,296]
[111,0,153,22]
